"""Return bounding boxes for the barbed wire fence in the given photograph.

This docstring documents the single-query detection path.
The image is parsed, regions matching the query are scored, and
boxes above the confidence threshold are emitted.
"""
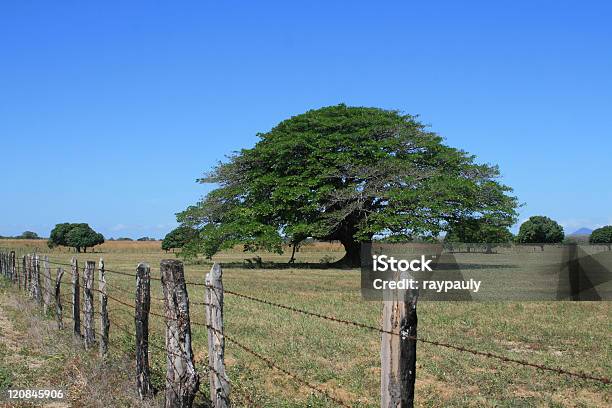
[0,250,610,408]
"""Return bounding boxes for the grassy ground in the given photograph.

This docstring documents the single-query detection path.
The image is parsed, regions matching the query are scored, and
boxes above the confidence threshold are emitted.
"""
[0,240,610,407]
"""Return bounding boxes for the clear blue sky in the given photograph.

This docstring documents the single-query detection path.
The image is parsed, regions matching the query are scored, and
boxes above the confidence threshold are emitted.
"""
[1,1,610,239]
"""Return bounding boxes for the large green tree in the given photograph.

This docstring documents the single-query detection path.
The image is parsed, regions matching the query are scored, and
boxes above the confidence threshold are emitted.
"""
[516,216,564,250]
[178,105,518,266]
[48,223,104,252]
[590,225,612,250]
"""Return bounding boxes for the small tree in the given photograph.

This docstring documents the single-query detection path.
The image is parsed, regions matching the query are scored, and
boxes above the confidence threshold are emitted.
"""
[162,226,195,252]
[48,223,104,252]
[590,226,612,250]
[516,216,564,250]
[445,218,513,253]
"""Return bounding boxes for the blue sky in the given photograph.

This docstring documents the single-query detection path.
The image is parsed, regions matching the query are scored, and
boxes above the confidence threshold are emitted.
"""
[1,1,610,239]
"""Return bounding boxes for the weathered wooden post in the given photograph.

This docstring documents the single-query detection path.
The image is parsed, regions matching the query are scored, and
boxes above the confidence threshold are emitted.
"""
[22,255,27,291]
[10,251,15,282]
[18,255,23,290]
[33,254,42,305]
[27,254,33,298]
[43,256,52,314]
[135,263,153,399]
[71,257,81,336]
[160,259,199,408]
[24,255,30,294]
[99,258,109,359]
[381,270,418,408]
[206,263,230,407]
[55,267,65,329]
[83,260,96,349]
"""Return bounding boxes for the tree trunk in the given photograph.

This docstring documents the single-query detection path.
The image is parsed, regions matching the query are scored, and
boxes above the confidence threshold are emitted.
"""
[335,237,363,268]
[288,244,297,264]
[76,247,81,253]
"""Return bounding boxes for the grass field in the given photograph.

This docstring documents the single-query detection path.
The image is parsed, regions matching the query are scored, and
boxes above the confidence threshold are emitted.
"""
[0,239,610,407]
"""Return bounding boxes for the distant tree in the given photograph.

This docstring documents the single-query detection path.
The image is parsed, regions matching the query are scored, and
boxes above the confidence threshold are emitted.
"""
[116,237,133,241]
[48,223,104,252]
[137,237,156,241]
[162,226,196,252]
[445,218,513,253]
[516,216,564,250]
[590,226,612,250]
[18,231,40,240]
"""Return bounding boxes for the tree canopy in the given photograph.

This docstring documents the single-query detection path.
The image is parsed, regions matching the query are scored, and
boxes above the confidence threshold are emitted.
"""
[590,225,612,249]
[516,216,564,246]
[48,223,104,252]
[177,104,518,266]
[162,226,196,252]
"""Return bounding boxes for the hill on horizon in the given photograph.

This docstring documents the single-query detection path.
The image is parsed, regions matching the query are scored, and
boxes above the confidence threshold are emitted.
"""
[570,227,593,236]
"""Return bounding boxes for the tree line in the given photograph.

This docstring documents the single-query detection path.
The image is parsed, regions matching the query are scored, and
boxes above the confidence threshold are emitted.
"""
[0,231,42,240]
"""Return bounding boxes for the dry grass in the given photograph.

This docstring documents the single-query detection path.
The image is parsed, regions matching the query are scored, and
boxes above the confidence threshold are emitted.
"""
[0,280,162,408]
[0,241,610,407]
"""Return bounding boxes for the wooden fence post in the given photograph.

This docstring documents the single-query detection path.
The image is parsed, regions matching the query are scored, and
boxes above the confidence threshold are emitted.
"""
[135,262,153,399]
[22,255,26,292]
[10,251,15,282]
[27,254,33,297]
[29,255,34,295]
[99,258,109,359]
[43,256,52,314]
[83,260,96,349]
[72,257,81,336]
[18,254,23,290]
[55,267,65,329]
[33,254,42,305]
[25,255,30,294]
[206,263,230,407]
[160,259,199,408]
[381,271,418,408]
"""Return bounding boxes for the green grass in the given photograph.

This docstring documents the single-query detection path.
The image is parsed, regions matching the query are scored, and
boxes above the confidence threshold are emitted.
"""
[0,241,610,407]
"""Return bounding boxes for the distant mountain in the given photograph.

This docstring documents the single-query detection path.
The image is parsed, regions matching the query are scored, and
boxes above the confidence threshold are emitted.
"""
[570,228,593,236]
